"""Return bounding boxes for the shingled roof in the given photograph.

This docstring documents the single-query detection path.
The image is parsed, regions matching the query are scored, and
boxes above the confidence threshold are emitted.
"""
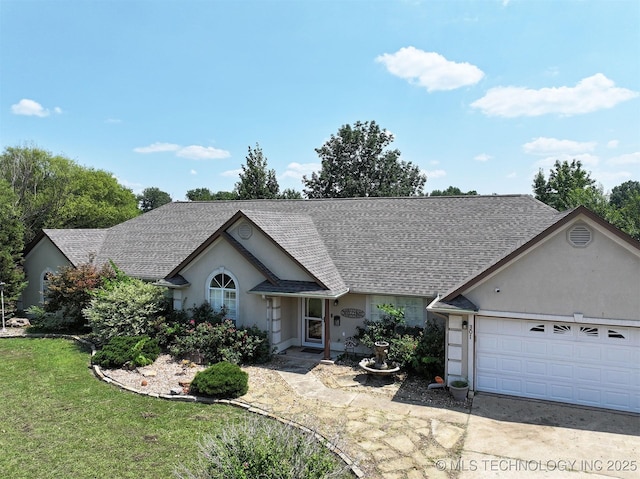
[33,195,560,297]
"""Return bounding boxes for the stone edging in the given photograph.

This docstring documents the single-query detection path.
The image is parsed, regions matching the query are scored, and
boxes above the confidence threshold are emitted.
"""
[1,332,364,478]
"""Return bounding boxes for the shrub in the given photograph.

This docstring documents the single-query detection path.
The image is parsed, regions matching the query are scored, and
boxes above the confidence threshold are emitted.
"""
[92,336,160,369]
[189,361,248,399]
[174,415,351,479]
[169,309,272,365]
[84,277,166,344]
[355,304,445,377]
[39,262,116,331]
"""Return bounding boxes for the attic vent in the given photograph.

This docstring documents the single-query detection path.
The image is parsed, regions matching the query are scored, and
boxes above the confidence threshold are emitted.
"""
[568,224,592,247]
[238,223,253,240]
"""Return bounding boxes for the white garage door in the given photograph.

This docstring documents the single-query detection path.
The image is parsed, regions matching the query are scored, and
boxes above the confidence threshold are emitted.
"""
[476,317,640,413]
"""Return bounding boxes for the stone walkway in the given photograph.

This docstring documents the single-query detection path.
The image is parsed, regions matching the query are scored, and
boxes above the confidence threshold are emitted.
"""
[237,357,471,479]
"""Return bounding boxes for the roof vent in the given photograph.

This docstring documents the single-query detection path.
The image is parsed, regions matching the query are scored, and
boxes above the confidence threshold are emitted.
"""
[567,224,592,247]
[238,222,253,240]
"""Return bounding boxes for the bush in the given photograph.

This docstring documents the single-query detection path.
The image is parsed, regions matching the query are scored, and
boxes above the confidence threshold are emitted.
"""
[174,415,351,479]
[169,308,272,365]
[189,361,248,399]
[39,262,116,331]
[355,304,445,377]
[84,277,166,344]
[92,336,160,369]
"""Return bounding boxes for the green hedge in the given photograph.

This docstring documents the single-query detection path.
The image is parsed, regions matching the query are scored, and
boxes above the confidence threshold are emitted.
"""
[92,336,160,368]
[189,361,248,399]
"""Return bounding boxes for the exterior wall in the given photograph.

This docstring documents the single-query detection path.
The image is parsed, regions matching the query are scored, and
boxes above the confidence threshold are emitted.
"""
[465,218,640,322]
[228,220,316,282]
[178,238,269,330]
[446,314,469,385]
[21,238,72,310]
[328,293,367,351]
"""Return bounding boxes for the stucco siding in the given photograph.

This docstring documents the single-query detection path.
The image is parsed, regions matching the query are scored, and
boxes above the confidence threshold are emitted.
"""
[465,218,640,321]
[178,238,269,330]
[228,220,316,282]
[21,238,73,309]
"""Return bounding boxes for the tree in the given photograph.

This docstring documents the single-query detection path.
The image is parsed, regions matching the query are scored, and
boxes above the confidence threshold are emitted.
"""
[235,144,279,199]
[0,179,26,315]
[0,145,139,242]
[533,159,596,211]
[303,121,426,198]
[279,188,302,199]
[430,186,478,196]
[185,188,238,201]
[610,181,640,208]
[137,187,172,212]
[60,167,140,227]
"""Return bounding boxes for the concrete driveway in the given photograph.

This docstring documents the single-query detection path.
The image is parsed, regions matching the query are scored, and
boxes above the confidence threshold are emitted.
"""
[456,394,640,479]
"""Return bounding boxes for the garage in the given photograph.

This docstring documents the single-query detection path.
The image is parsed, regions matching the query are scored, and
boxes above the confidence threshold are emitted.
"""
[475,316,640,413]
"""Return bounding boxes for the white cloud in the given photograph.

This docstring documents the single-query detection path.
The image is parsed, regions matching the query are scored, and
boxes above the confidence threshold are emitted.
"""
[375,46,484,92]
[177,145,231,160]
[190,169,198,175]
[424,169,446,179]
[474,153,492,162]
[606,152,640,166]
[506,171,517,178]
[429,160,440,165]
[133,142,181,153]
[116,177,144,195]
[523,137,597,155]
[11,98,61,117]
[105,118,122,124]
[280,162,321,180]
[607,140,619,149]
[221,168,242,177]
[471,74,638,117]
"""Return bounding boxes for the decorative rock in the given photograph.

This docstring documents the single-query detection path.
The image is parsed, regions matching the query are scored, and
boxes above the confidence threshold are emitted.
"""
[7,318,30,327]
[141,380,148,387]
[170,387,183,395]
[141,370,157,377]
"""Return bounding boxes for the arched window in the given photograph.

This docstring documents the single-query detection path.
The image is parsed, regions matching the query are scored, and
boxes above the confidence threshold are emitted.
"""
[208,270,238,322]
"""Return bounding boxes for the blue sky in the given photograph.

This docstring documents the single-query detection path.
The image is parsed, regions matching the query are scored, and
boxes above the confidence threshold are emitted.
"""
[1,0,639,200]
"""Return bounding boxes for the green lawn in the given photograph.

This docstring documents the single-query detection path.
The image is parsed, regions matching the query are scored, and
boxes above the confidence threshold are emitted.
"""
[0,338,245,478]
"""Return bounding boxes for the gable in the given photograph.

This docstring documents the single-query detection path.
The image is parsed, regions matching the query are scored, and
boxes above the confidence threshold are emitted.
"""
[461,214,640,321]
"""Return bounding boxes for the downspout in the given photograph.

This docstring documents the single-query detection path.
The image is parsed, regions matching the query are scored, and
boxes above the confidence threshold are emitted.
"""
[323,298,331,360]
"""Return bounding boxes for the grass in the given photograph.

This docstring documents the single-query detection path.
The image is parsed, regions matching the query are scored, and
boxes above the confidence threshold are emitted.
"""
[0,338,246,478]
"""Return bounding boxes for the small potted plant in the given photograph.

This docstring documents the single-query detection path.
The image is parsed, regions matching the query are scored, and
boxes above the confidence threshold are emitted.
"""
[449,377,469,401]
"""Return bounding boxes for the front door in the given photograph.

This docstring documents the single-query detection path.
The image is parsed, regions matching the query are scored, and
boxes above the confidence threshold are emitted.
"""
[303,297,324,347]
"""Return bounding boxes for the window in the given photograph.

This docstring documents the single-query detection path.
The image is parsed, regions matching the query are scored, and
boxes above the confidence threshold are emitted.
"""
[208,270,238,322]
[369,295,425,327]
[40,269,54,304]
[553,324,572,335]
[529,324,545,333]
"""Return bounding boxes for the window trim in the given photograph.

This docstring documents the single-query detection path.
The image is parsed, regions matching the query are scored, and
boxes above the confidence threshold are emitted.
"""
[40,268,54,304]
[205,268,239,322]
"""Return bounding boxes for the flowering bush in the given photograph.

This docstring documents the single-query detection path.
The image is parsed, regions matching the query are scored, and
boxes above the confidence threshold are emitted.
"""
[169,312,272,365]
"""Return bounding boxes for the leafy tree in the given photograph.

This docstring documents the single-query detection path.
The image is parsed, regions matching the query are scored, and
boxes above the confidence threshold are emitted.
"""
[0,145,75,242]
[533,159,595,211]
[186,188,238,201]
[60,168,140,227]
[610,180,640,208]
[430,186,478,196]
[303,120,426,198]
[0,145,139,241]
[279,188,302,199]
[137,187,172,212]
[235,144,279,199]
[0,179,26,315]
